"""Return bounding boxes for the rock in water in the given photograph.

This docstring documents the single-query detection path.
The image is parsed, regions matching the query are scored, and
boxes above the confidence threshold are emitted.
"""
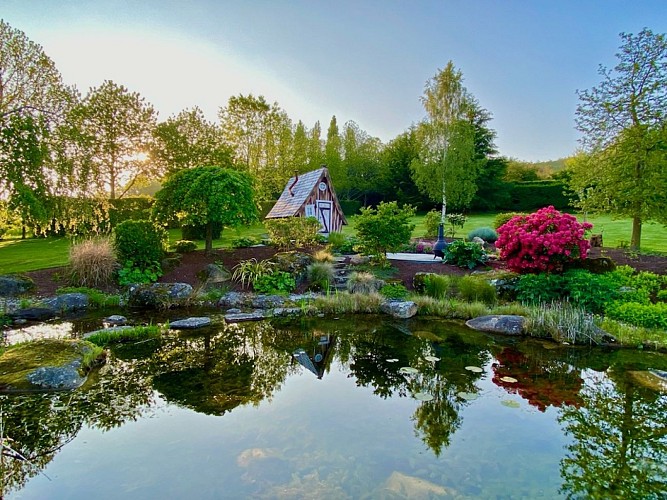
[381,300,418,319]
[466,315,525,335]
[382,471,455,499]
[169,317,212,329]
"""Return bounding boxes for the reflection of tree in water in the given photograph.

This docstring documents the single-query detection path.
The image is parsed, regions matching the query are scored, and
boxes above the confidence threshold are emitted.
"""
[492,343,583,412]
[152,322,293,415]
[340,320,490,456]
[559,371,667,499]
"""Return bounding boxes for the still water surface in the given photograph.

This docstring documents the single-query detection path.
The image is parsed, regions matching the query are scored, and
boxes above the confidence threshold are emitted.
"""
[2,314,667,499]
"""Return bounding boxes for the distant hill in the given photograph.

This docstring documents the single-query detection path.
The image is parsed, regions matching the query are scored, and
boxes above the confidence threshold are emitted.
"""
[531,158,567,178]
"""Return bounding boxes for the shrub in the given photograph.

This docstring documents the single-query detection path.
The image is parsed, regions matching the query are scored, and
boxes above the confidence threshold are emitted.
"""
[379,283,409,299]
[467,227,498,243]
[231,236,261,248]
[329,234,359,254]
[457,276,497,305]
[443,240,488,269]
[355,201,416,266]
[494,212,525,229]
[265,217,321,249]
[171,240,197,253]
[446,213,467,238]
[307,262,336,291]
[605,301,667,330]
[231,259,275,288]
[114,220,167,269]
[326,231,347,251]
[69,238,118,287]
[117,260,163,286]
[495,206,592,273]
[347,271,384,294]
[253,271,296,294]
[423,274,456,299]
[314,291,383,314]
[313,249,335,263]
[423,210,441,237]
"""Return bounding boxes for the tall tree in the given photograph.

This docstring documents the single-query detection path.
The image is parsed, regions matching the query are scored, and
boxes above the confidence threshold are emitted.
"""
[325,115,344,189]
[307,120,324,170]
[342,120,386,205]
[219,94,293,200]
[151,107,231,175]
[291,120,309,173]
[0,20,74,122]
[574,28,667,250]
[382,128,423,207]
[411,62,478,222]
[70,80,156,199]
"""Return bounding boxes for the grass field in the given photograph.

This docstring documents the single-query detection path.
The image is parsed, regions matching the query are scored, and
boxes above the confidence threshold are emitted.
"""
[0,213,664,274]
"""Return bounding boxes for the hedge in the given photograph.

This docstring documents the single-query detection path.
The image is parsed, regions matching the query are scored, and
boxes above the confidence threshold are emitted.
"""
[508,181,573,211]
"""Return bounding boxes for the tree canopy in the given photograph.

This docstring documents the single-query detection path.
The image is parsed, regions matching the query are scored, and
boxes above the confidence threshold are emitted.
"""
[573,28,667,250]
[152,165,258,252]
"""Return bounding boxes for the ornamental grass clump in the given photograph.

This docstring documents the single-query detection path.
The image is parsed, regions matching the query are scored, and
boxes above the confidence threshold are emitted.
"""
[69,238,118,287]
[524,302,605,345]
[307,262,336,291]
[496,206,593,273]
[346,271,384,294]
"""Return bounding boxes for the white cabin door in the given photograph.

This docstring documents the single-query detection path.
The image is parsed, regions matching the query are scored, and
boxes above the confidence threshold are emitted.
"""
[316,200,332,234]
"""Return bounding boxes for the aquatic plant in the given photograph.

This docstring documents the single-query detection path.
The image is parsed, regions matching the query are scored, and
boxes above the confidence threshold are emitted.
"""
[85,325,162,347]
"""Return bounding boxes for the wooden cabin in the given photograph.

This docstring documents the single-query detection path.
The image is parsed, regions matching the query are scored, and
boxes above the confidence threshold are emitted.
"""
[265,167,347,234]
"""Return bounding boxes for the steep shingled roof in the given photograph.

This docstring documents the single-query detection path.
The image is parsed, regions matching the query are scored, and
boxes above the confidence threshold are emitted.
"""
[265,167,326,218]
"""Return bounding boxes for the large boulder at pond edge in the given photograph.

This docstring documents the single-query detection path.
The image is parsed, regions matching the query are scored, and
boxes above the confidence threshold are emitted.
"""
[466,315,525,336]
[43,293,89,312]
[197,263,231,290]
[0,339,104,392]
[128,282,194,308]
[0,274,34,296]
[381,300,418,319]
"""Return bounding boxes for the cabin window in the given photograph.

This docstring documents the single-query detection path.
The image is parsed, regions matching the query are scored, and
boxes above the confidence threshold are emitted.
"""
[305,204,315,218]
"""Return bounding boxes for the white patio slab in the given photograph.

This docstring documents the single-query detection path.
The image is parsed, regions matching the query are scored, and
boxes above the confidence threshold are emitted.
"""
[386,253,442,262]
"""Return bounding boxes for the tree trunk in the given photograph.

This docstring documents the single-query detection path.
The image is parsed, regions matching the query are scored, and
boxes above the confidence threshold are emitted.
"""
[205,222,213,254]
[631,216,642,251]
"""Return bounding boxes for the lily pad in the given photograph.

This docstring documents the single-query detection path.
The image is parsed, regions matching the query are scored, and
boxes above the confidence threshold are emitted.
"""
[465,366,483,373]
[399,367,419,375]
[500,376,518,383]
[457,391,478,401]
[424,356,440,362]
[501,399,521,408]
[386,359,399,363]
[413,392,434,401]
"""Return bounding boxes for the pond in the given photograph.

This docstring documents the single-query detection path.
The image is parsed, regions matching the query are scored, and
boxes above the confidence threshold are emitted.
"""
[2,314,667,499]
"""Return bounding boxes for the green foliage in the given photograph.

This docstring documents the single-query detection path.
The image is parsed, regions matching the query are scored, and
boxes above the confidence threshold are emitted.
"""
[69,237,118,287]
[605,301,667,330]
[339,200,362,216]
[313,291,383,315]
[600,317,667,350]
[494,212,525,229]
[107,197,154,227]
[230,236,261,249]
[171,240,197,253]
[346,271,384,294]
[456,276,497,305]
[56,287,120,307]
[467,227,498,243]
[117,260,163,286]
[443,240,488,269]
[231,258,275,288]
[307,262,335,291]
[253,271,296,294]
[114,219,166,269]
[508,181,572,211]
[515,273,566,304]
[423,210,441,237]
[181,222,222,241]
[355,201,416,264]
[264,217,321,249]
[423,274,456,299]
[153,166,258,252]
[86,325,161,347]
[379,282,409,299]
[327,233,358,254]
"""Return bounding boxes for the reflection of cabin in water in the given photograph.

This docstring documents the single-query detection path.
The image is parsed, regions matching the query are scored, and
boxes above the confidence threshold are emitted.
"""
[292,332,336,379]
[265,167,347,234]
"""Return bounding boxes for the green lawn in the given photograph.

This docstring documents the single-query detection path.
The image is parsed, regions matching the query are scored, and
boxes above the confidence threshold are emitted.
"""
[1,213,664,274]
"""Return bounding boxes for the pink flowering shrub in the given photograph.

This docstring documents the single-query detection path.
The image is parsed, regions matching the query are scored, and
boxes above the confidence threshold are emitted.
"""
[496,206,593,273]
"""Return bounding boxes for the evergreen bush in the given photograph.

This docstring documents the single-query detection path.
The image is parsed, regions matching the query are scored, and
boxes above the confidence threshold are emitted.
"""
[114,219,167,269]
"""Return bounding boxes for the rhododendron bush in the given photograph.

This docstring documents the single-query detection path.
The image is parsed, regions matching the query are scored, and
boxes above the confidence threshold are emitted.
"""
[496,206,593,273]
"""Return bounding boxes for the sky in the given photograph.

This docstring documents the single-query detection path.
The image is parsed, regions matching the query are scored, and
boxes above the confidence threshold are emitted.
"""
[3,0,667,161]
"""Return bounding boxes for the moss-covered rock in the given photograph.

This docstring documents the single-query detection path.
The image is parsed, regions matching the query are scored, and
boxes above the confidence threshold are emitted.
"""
[0,274,34,296]
[0,339,105,393]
